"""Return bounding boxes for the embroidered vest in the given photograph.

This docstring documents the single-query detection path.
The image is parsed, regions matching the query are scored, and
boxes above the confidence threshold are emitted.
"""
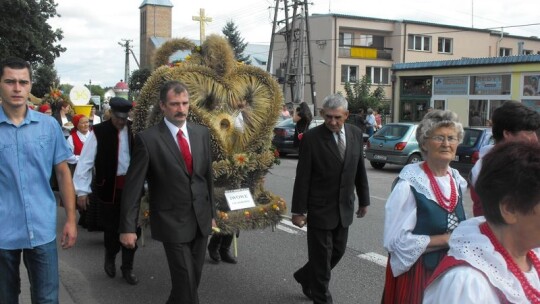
[411,176,466,270]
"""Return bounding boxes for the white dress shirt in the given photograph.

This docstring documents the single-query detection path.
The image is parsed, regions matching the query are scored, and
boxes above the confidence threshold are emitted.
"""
[164,118,191,153]
[73,126,130,196]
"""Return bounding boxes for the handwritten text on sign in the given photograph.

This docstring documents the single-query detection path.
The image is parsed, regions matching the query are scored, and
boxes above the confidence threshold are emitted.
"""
[224,188,256,211]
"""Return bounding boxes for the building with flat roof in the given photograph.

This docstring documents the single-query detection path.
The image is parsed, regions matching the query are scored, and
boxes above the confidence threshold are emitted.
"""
[272,13,540,113]
[391,54,540,125]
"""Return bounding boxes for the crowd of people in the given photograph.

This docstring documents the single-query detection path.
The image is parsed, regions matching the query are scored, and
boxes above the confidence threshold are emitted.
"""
[2,55,540,304]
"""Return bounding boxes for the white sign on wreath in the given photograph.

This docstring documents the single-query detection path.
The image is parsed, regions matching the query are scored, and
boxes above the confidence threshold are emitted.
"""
[224,188,256,211]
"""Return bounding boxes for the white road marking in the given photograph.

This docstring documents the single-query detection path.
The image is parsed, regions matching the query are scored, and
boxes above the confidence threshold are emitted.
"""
[357,252,388,267]
[279,219,387,268]
[371,195,388,201]
[276,224,298,234]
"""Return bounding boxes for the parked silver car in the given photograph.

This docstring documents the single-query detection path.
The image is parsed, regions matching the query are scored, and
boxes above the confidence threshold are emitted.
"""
[365,123,422,169]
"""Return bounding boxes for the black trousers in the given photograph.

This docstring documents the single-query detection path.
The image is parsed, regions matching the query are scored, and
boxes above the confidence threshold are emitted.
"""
[163,229,208,304]
[101,189,140,270]
[296,224,349,304]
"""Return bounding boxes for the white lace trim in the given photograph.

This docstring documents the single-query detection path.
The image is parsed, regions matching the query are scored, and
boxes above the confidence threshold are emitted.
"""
[448,217,540,303]
[399,162,467,204]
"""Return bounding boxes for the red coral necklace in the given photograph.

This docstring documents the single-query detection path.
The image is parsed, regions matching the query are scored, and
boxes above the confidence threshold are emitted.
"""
[480,222,540,304]
[422,162,457,212]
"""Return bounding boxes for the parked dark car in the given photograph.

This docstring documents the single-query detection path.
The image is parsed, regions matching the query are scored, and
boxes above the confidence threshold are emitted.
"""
[451,127,494,177]
[365,123,422,169]
[272,118,368,156]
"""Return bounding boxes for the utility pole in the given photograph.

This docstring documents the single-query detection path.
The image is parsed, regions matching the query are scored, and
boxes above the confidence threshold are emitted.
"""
[192,8,212,44]
[268,0,317,112]
[118,39,133,83]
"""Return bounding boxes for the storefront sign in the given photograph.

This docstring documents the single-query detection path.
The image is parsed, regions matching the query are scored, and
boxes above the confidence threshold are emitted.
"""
[471,75,510,95]
[433,76,468,95]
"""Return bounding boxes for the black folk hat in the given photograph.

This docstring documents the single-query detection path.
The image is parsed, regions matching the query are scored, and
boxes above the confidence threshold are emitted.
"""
[109,97,132,118]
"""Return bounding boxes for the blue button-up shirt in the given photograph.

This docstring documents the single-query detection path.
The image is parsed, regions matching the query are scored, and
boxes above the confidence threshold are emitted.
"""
[0,106,71,249]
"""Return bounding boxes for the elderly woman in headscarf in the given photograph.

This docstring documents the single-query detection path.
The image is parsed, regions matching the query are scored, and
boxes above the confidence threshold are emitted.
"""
[381,110,468,304]
[66,114,91,165]
[424,141,540,303]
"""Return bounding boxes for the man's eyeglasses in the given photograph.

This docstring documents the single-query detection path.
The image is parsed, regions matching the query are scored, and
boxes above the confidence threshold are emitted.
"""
[427,135,459,144]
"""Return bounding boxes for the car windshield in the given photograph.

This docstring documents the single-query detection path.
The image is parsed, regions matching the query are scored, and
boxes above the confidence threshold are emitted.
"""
[374,125,410,140]
[461,129,483,148]
[276,118,295,128]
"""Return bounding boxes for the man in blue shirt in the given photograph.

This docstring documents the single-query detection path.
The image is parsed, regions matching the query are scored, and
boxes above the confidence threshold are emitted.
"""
[0,57,78,303]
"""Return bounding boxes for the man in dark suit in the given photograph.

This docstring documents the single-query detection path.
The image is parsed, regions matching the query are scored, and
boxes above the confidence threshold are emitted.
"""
[73,97,139,285]
[119,81,216,304]
[291,94,370,304]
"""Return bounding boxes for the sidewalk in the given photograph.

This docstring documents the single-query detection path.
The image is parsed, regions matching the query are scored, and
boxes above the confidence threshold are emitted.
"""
[19,259,75,304]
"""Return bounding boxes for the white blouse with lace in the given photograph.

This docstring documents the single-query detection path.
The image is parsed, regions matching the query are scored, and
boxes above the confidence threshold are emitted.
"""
[423,217,540,304]
[383,162,468,277]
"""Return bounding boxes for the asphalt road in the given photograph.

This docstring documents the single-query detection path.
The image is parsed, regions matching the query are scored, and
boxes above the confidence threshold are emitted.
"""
[51,157,473,304]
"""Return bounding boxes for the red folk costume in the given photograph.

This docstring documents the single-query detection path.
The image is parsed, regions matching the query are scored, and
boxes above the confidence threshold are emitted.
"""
[382,162,467,304]
[424,217,540,303]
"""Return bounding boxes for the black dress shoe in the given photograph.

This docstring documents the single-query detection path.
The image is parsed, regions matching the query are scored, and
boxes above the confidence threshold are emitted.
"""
[122,269,139,285]
[104,255,116,278]
[219,249,237,264]
[208,247,221,263]
[293,271,312,300]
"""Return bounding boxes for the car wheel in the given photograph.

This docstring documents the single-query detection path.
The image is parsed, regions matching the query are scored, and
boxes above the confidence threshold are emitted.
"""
[279,151,287,157]
[406,153,422,165]
[370,161,385,169]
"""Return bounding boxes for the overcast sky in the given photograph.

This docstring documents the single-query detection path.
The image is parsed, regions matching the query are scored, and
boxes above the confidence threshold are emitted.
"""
[48,0,540,88]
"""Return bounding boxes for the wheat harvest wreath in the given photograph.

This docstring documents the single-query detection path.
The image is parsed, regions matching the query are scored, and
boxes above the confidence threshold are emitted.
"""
[134,35,286,235]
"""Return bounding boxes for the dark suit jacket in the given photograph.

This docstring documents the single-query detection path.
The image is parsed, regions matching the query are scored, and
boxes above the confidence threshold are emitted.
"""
[119,121,216,243]
[291,123,370,230]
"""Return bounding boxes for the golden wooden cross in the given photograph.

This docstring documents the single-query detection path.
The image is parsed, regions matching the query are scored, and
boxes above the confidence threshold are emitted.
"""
[192,8,212,44]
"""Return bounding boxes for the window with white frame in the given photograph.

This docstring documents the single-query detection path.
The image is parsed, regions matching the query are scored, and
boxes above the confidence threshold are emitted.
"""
[408,34,431,51]
[359,34,373,47]
[341,65,358,83]
[499,47,512,56]
[438,37,453,53]
[366,67,389,84]
[523,50,533,55]
[339,32,353,47]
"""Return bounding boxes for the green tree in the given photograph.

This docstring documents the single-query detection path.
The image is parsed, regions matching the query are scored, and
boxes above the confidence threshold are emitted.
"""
[128,68,152,101]
[58,83,73,96]
[222,21,251,65]
[0,0,65,65]
[31,64,60,98]
[88,84,105,102]
[344,75,386,114]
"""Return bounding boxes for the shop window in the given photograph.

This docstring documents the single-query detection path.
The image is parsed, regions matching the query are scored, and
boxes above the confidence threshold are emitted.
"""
[402,77,432,95]
[469,99,506,126]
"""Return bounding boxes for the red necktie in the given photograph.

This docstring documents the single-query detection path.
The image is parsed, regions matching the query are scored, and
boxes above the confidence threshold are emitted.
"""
[177,130,193,175]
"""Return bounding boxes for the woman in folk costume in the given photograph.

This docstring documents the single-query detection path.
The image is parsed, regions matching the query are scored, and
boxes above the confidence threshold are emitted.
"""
[381,110,468,304]
[424,141,540,304]
[66,114,91,164]
[66,114,95,229]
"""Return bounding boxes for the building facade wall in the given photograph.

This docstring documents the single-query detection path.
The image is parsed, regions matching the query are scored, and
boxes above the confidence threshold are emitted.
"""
[392,61,540,125]
[275,14,540,115]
